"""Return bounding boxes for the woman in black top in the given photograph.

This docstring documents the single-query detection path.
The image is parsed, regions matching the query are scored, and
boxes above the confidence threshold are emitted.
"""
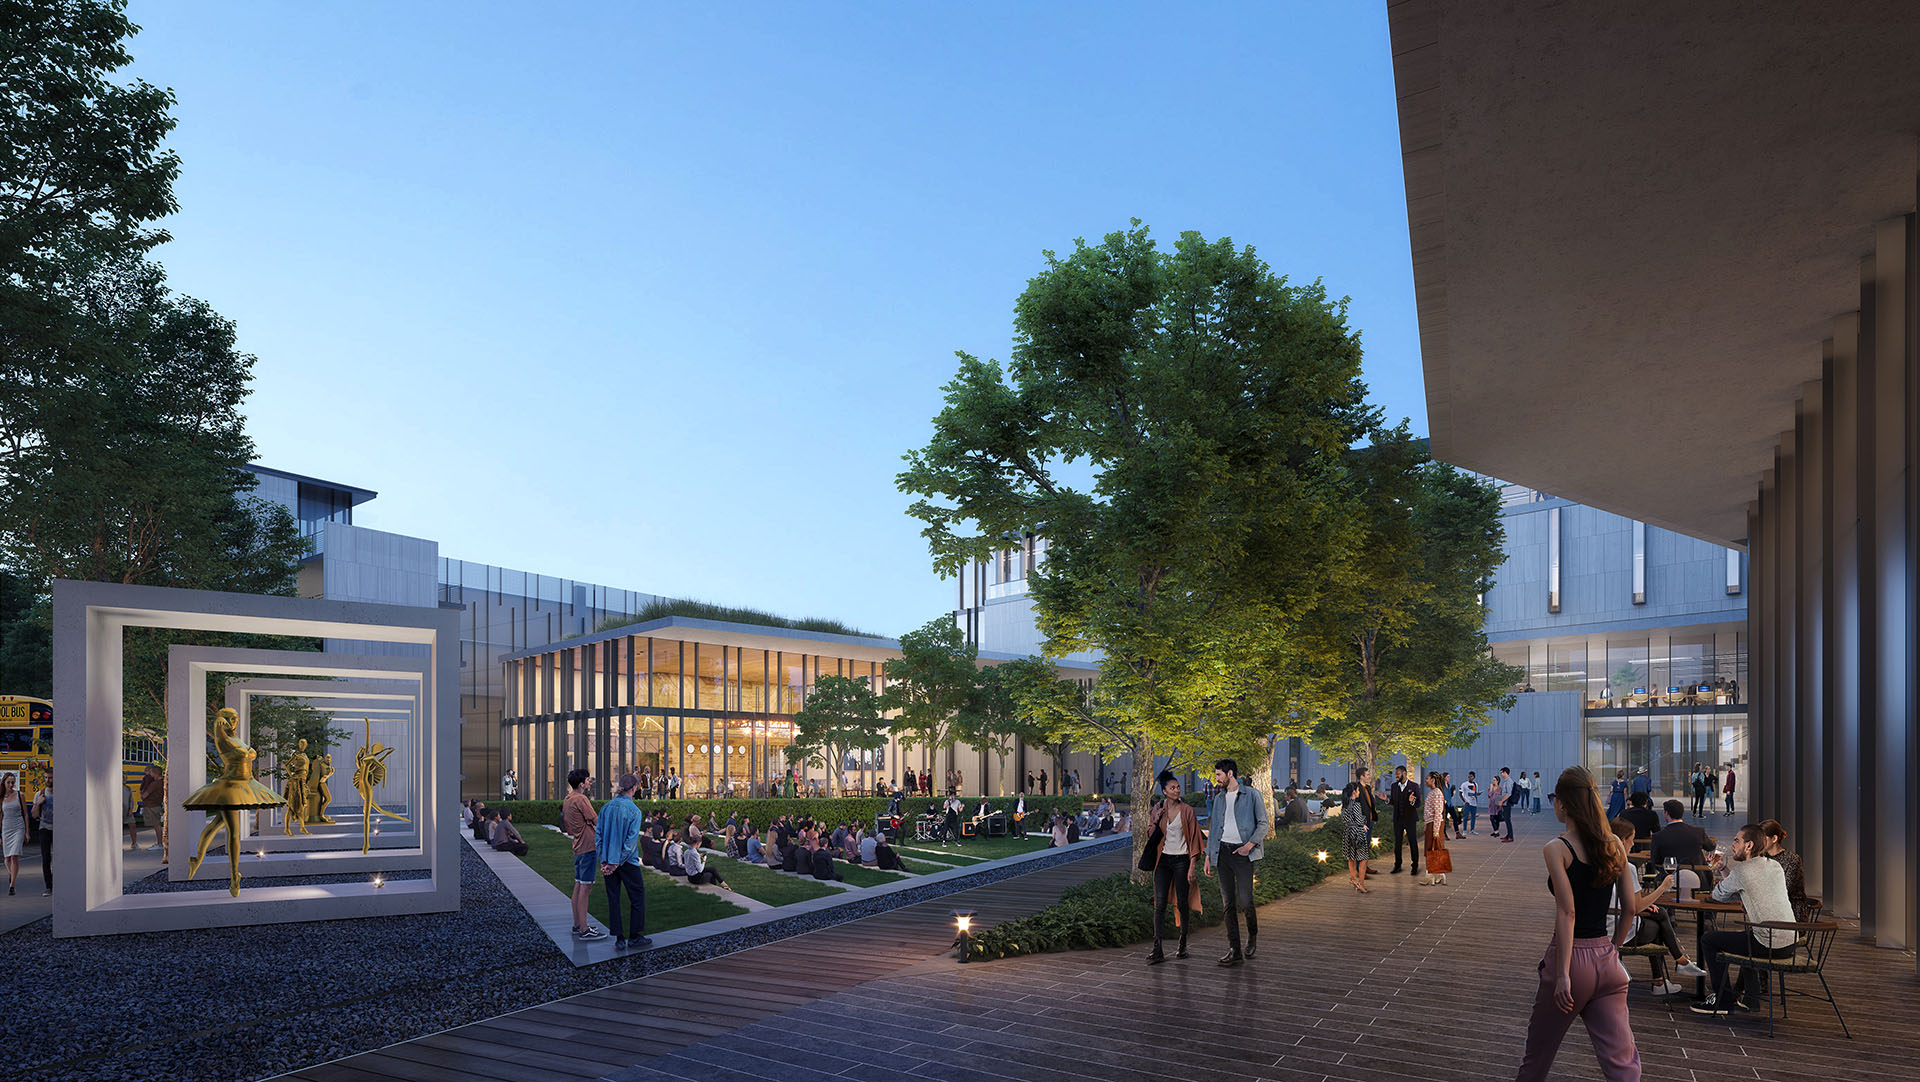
[1514,767,1643,1082]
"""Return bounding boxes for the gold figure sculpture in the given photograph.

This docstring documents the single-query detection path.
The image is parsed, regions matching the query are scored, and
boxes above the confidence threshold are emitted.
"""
[184,707,285,896]
[282,738,311,835]
[354,718,408,855]
[307,752,335,825]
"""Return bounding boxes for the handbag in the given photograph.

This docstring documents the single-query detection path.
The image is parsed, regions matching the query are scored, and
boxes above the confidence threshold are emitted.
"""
[1137,824,1163,871]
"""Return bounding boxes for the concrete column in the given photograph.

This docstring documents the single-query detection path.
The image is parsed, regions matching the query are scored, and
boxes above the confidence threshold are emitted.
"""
[1777,434,1799,841]
[1830,313,1865,919]
[1868,216,1913,949]
[1796,380,1826,889]
[1752,470,1776,823]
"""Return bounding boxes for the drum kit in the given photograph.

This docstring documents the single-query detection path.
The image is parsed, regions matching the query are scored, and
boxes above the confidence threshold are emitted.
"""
[915,813,945,841]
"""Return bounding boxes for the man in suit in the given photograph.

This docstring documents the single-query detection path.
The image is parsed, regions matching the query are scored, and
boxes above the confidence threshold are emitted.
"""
[1204,758,1270,966]
[1389,765,1422,874]
[1621,791,1661,842]
[1649,799,1714,888]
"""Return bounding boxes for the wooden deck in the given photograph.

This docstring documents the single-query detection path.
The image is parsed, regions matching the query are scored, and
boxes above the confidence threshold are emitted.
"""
[291,810,1920,1082]
[281,848,1130,1082]
[609,812,1918,1082]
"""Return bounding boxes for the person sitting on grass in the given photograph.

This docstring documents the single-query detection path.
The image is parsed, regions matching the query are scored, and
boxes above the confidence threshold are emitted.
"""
[640,828,666,871]
[782,835,803,873]
[843,827,862,864]
[470,802,489,840]
[745,829,764,864]
[807,836,844,881]
[874,836,905,871]
[681,842,731,890]
[685,813,706,849]
[1096,797,1116,834]
[859,829,878,866]
[663,829,689,875]
[1050,811,1069,848]
[489,808,529,857]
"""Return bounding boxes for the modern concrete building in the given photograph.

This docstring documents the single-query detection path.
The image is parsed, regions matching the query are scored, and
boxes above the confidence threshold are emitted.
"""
[1272,477,1749,800]
[1386,0,1920,961]
[249,467,1092,803]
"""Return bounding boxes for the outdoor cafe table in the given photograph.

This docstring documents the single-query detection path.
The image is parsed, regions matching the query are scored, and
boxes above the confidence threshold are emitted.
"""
[1661,895,1745,997]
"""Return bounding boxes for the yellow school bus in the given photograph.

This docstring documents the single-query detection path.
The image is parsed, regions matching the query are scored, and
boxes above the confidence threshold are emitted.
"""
[0,696,52,800]
[0,696,162,806]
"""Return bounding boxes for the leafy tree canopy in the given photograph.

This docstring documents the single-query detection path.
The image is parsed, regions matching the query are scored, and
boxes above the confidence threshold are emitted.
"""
[1299,428,1519,773]
[785,674,888,798]
[899,222,1375,873]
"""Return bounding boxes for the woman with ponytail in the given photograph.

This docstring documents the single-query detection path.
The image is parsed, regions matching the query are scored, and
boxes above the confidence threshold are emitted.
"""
[1513,767,1643,1082]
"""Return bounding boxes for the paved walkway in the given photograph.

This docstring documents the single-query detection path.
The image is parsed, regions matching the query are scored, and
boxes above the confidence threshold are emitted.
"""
[604,811,1908,1082]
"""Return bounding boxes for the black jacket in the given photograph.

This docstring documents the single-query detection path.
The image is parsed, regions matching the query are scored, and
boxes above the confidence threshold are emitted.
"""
[1390,779,1422,823]
[1649,820,1714,884]
[809,849,842,881]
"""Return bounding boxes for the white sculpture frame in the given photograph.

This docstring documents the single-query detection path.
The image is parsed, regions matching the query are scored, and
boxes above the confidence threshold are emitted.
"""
[52,579,459,937]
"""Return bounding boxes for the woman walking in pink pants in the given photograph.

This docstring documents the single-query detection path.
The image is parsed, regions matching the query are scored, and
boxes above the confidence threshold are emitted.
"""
[1515,767,1643,1082]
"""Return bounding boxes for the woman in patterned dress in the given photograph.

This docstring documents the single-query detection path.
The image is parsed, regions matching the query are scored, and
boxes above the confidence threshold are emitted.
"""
[1343,766,1377,893]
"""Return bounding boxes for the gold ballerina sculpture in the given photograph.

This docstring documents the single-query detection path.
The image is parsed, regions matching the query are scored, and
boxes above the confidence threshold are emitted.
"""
[354,718,408,854]
[184,708,285,896]
[307,752,335,825]
[281,738,311,835]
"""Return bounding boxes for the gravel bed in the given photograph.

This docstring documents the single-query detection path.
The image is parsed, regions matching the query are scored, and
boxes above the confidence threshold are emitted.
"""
[7,836,1124,1082]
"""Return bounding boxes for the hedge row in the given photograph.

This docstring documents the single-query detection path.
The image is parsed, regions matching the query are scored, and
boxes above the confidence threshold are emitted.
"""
[957,804,1383,962]
[477,794,1090,832]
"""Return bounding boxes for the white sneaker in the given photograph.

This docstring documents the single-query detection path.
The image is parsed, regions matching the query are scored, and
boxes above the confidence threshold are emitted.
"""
[1653,980,1683,996]
[1676,960,1707,978]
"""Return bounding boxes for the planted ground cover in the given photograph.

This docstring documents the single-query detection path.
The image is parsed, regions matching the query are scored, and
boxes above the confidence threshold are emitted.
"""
[518,829,745,934]
[704,856,842,906]
[958,815,1364,962]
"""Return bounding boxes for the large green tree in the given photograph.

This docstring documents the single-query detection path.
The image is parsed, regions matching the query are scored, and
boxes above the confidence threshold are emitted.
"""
[1299,428,1519,775]
[879,617,984,780]
[0,2,312,742]
[786,674,888,798]
[899,223,1371,870]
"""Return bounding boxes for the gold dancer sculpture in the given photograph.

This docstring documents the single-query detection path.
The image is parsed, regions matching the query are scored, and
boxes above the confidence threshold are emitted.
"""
[354,718,408,854]
[307,752,335,825]
[184,708,285,896]
[281,738,311,835]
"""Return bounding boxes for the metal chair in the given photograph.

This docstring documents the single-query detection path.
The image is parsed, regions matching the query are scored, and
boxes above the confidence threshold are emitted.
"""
[1718,919,1850,1038]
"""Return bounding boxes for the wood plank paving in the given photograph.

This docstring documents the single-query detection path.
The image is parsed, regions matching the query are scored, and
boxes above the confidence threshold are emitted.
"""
[283,848,1129,1082]
[601,810,1920,1082]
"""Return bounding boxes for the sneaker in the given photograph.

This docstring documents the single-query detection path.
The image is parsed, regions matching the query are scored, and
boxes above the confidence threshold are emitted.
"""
[631,935,654,949]
[146,844,163,851]
[613,938,630,951]
[41,888,51,896]
[1675,960,1707,978]
[1690,996,1741,1015]
[1652,980,1683,996]
[575,926,607,940]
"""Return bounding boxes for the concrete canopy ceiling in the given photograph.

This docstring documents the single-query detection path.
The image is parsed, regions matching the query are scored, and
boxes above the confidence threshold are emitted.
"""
[1390,0,1920,546]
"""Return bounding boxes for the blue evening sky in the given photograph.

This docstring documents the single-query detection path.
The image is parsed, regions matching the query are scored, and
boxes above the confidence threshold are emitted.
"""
[123,2,1421,637]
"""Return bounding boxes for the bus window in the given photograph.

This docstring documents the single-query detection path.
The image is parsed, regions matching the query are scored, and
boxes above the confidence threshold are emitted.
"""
[0,729,34,754]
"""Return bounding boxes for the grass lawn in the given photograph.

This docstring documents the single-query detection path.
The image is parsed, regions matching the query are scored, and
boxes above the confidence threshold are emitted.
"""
[706,856,842,906]
[836,862,907,887]
[519,829,745,935]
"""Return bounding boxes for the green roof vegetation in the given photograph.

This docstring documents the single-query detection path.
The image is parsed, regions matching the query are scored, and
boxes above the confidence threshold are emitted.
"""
[591,598,880,640]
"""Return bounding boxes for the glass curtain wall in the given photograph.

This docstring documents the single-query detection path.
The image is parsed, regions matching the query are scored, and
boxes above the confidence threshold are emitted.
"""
[502,635,898,799]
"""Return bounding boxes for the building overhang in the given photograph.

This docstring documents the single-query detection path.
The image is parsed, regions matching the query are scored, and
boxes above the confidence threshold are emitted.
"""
[1391,0,1920,547]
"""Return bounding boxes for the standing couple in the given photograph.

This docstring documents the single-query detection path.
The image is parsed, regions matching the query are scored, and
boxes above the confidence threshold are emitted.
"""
[1141,759,1269,967]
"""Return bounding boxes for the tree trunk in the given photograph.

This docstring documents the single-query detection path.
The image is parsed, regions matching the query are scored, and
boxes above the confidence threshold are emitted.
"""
[1247,733,1277,832]
[1127,733,1154,884]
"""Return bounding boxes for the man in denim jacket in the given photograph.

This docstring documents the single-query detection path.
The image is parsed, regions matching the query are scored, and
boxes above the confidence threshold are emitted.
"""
[1205,758,1270,966]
